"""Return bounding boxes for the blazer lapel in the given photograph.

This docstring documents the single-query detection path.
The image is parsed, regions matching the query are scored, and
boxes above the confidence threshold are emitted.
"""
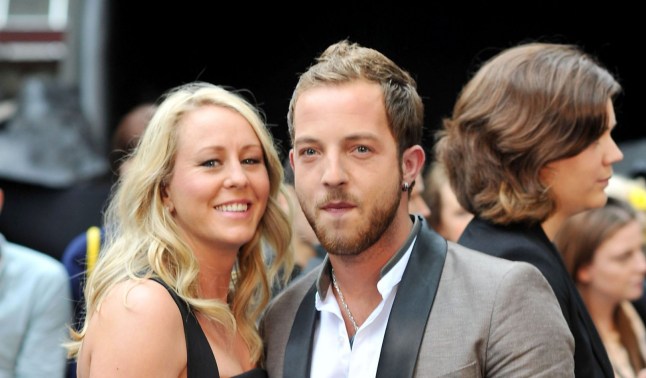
[283,284,318,378]
[544,235,614,377]
[376,226,448,378]
[574,286,615,377]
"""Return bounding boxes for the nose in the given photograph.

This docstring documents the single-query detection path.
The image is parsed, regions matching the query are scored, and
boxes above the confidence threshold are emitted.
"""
[320,153,347,187]
[604,136,624,166]
[224,161,249,188]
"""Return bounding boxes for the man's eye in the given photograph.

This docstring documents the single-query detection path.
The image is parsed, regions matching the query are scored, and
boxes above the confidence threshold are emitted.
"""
[356,145,370,153]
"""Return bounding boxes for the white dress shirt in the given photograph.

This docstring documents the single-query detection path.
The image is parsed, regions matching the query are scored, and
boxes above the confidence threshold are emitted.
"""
[310,239,414,378]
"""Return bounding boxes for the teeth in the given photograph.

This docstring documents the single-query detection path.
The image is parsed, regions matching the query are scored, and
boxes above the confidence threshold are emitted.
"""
[215,203,248,212]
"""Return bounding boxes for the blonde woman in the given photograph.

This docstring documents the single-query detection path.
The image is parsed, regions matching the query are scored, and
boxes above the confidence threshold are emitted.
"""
[67,82,292,377]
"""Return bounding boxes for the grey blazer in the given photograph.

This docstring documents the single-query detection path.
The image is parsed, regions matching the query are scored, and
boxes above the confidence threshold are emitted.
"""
[260,217,575,377]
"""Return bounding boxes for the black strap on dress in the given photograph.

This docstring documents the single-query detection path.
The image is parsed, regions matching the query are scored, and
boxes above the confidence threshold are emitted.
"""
[151,278,268,378]
[150,278,219,377]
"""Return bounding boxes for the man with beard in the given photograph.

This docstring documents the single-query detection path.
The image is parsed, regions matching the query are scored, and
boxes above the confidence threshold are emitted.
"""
[260,40,575,377]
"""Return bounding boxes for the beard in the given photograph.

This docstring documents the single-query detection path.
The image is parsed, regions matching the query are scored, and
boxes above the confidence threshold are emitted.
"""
[300,181,401,256]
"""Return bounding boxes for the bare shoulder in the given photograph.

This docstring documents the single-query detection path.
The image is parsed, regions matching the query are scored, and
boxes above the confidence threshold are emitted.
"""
[79,279,186,377]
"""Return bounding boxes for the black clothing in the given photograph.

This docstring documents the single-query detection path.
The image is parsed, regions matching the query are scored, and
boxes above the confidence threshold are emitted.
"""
[459,217,613,378]
[152,278,267,378]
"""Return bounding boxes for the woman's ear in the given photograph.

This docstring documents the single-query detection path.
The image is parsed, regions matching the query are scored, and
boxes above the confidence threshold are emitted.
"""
[401,145,425,185]
[577,264,593,284]
[160,182,174,213]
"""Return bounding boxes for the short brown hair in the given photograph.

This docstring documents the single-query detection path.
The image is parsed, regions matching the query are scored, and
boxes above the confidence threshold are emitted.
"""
[287,39,424,156]
[435,42,621,224]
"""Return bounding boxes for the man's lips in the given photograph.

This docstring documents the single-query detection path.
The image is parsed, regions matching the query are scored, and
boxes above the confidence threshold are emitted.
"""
[321,201,355,211]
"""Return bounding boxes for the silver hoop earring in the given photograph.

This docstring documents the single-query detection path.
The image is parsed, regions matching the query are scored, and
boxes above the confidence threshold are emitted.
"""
[402,182,410,192]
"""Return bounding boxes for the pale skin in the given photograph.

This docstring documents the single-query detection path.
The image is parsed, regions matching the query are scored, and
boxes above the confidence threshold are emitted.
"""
[290,80,425,338]
[409,172,431,220]
[278,185,320,269]
[78,105,269,377]
[435,181,473,242]
[541,100,623,240]
[578,220,646,330]
[577,220,646,378]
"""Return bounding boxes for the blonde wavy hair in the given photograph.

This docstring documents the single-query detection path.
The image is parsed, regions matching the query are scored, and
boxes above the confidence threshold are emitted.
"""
[67,82,293,364]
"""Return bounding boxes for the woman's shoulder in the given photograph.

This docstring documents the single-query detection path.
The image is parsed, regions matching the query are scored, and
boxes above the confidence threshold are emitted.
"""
[90,278,183,335]
[80,278,186,375]
[105,278,176,310]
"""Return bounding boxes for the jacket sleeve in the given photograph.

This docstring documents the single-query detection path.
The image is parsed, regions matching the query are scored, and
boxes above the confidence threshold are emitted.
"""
[487,262,575,377]
[15,262,72,378]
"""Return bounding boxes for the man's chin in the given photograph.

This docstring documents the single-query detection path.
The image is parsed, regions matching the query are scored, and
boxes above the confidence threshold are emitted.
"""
[317,234,361,256]
[313,214,352,232]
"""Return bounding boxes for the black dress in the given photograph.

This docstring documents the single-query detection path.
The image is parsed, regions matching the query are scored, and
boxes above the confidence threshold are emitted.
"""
[152,278,267,378]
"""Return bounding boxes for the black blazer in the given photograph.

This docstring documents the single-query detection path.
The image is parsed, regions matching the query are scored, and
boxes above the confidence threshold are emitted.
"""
[459,217,613,378]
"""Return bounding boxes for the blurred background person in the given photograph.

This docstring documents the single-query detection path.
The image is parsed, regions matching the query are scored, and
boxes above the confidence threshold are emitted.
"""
[62,102,155,327]
[556,198,646,378]
[106,103,157,179]
[60,102,155,378]
[279,158,325,278]
[606,174,646,324]
[408,172,431,220]
[0,187,72,378]
[422,161,473,242]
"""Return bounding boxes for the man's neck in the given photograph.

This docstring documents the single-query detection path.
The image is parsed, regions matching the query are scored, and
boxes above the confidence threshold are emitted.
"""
[327,213,417,328]
[328,212,414,302]
[330,212,413,283]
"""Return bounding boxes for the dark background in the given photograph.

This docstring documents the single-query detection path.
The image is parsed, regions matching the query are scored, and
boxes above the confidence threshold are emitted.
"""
[107,2,640,161]
[1,2,641,260]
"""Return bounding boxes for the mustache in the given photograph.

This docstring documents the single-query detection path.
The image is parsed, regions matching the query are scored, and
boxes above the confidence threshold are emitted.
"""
[316,188,359,207]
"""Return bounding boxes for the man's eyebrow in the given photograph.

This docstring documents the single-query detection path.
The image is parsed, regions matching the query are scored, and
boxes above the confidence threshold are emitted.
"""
[343,133,380,142]
[294,133,380,145]
[293,136,319,146]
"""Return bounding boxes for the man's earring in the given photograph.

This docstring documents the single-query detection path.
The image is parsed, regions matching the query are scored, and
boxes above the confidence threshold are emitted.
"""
[402,182,410,192]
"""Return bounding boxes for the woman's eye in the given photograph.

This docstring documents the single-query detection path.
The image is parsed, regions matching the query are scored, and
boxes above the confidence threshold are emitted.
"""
[201,160,219,167]
[242,158,261,165]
